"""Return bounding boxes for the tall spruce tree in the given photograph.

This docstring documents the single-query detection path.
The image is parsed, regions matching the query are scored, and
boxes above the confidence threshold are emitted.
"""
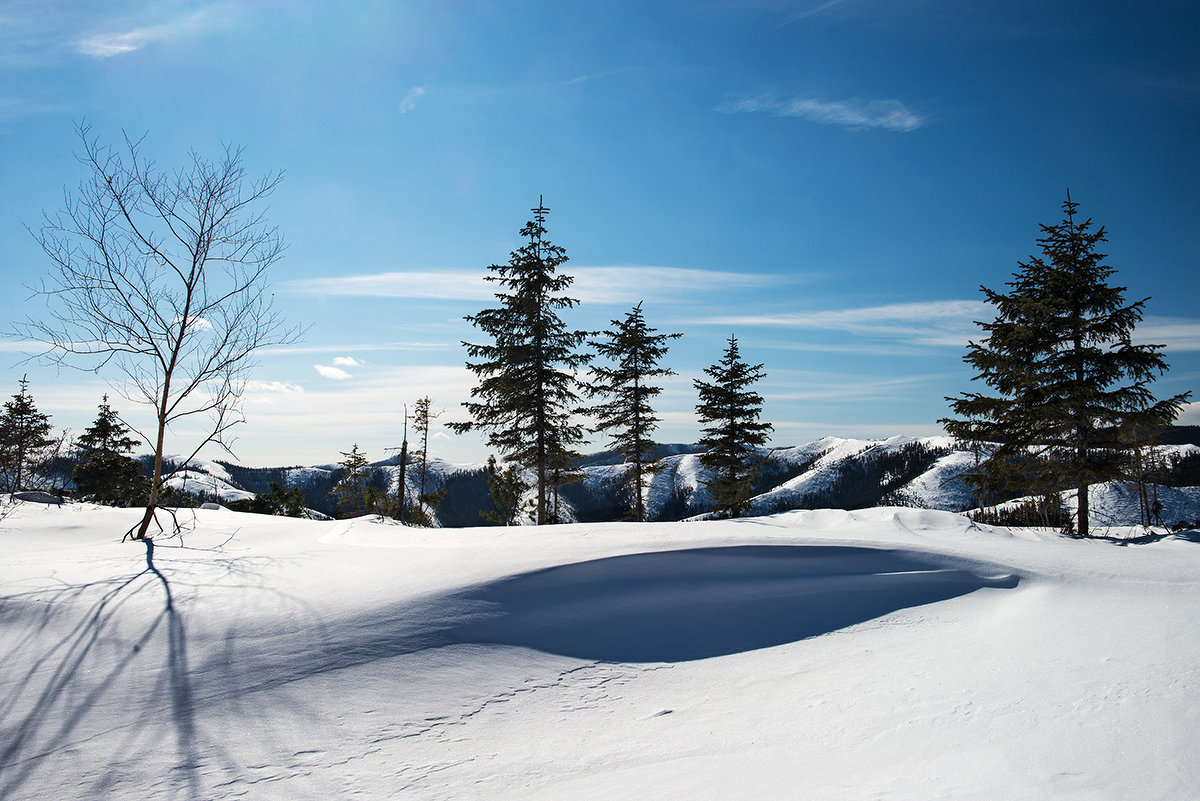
[694,336,773,518]
[0,376,56,493]
[942,192,1190,537]
[450,198,589,525]
[587,302,682,521]
[72,395,149,506]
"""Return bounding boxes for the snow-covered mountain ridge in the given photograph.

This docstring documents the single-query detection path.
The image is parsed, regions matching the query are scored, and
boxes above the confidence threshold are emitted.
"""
[163,435,1200,528]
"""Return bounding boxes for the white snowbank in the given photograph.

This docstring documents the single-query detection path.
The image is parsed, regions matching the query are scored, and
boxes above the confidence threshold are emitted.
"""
[1,500,1197,800]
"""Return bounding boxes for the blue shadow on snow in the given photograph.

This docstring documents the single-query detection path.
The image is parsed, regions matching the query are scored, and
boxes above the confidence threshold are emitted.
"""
[446,545,1019,663]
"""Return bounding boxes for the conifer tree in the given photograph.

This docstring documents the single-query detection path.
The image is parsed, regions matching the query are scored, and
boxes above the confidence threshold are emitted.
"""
[226,482,306,517]
[587,302,682,521]
[942,192,1190,537]
[481,454,532,526]
[694,336,773,518]
[450,198,589,525]
[332,444,372,518]
[72,395,149,506]
[0,376,56,493]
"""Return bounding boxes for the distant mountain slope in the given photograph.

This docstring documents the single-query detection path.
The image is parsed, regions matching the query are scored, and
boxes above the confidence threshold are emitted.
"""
[149,436,1200,528]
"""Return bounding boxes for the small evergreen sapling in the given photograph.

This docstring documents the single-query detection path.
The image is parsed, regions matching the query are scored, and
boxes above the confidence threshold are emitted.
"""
[72,395,149,506]
[0,376,56,493]
[482,455,533,526]
[333,444,372,518]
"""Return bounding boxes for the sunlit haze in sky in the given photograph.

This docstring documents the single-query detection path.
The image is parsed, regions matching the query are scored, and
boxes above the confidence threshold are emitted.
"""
[2,1,1197,466]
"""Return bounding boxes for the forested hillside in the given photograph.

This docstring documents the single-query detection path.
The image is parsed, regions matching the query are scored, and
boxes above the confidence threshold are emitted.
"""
[135,433,1200,529]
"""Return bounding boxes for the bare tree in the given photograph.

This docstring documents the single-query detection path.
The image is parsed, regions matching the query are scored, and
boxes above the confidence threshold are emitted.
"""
[17,122,299,539]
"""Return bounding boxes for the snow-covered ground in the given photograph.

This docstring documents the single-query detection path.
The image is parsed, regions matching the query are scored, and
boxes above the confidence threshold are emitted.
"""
[2,498,1198,800]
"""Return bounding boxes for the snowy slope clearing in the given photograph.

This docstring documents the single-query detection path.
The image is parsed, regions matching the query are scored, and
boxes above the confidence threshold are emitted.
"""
[2,500,1198,800]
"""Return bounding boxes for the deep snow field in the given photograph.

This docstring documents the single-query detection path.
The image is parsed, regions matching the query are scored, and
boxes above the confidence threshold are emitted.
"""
[2,498,1198,800]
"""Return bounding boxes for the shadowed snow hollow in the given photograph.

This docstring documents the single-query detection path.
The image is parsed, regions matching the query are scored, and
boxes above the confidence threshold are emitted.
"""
[447,546,1019,662]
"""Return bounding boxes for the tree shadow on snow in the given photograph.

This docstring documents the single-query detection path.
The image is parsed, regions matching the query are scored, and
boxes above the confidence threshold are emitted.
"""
[0,537,289,801]
[444,546,1020,663]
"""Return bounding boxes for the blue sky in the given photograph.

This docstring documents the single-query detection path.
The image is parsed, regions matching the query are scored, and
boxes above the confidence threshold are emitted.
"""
[2,0,1197,467]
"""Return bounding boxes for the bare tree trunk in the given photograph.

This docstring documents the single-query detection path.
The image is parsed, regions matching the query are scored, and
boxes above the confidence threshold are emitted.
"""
[1078,480,1089,538]
[397,439,408,521]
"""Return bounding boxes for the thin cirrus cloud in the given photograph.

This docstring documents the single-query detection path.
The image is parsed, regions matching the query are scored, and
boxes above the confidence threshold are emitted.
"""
[703,300,989,348]
[786,0,852,22]
[261,341,452,356]
[281,265,784,305]
[718,95,924,132]
[399,86,425,113]
[1136,317,1200,352]
[75,10,216,58]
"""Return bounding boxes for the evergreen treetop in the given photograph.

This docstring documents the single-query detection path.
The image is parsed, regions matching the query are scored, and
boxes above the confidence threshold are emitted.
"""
[76,394,139,456]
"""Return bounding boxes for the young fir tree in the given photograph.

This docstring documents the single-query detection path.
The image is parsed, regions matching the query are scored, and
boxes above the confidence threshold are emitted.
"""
[587,302,682,522]
[942,192,1190,537]
[694,336,773,518]
[449,198,589,525]
[481,454,532,526]
[72,395,149,506]
[0,376,56,493]
[226,482,307,517]
[332,444,372,518]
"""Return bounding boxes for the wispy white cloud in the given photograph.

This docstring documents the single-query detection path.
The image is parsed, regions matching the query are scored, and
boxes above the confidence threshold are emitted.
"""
[0,94,65,123]
[281,265,786,306]
[0,338,43,354]
[1136,316,1200,352]
[718,95,924,132]
[573,266,782,304]
[332,356,362,367]
[314,364,353,380]
[399,86,425,113]
[785,0,852,23]
[245,380,304,395]
[75,10,215,59]
[703,300,988,347]
[760,340,943,357]
[765,369,956,402]
[283,270,492,302]
[261,341,453,356]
